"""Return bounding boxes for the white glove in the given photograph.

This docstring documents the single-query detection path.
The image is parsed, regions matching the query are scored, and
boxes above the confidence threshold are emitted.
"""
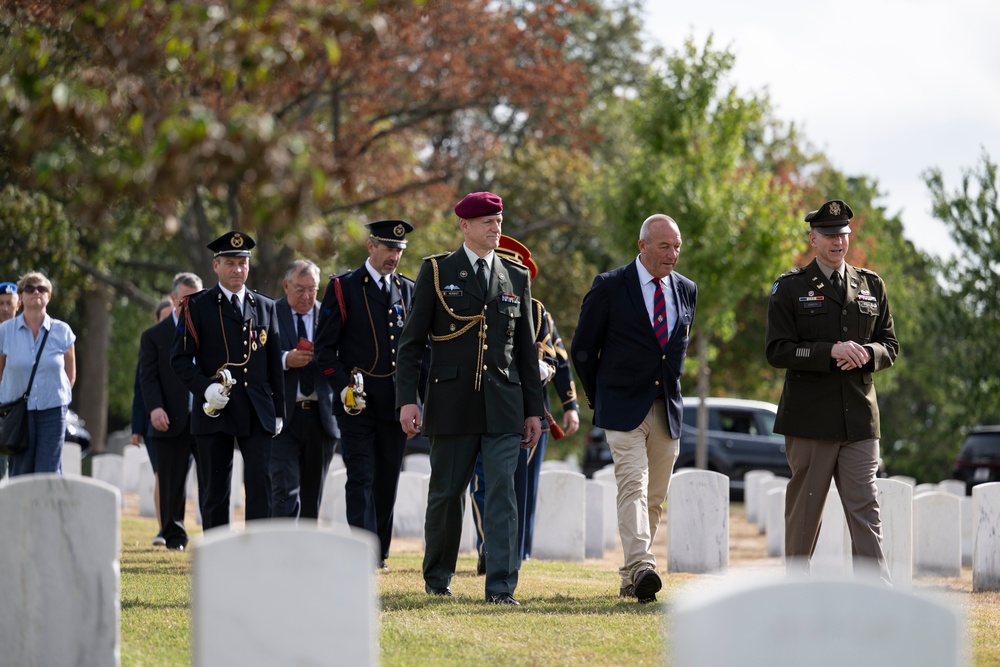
[538,359,554,383]
[340,386,366,412]
[204,383,230,411]
[274,417,284,436]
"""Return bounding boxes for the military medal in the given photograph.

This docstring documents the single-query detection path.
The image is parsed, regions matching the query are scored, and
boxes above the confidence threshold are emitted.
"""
[259,330,267,346]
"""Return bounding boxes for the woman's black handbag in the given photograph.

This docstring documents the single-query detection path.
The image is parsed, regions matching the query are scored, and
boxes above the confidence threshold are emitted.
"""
[0,327,49,456]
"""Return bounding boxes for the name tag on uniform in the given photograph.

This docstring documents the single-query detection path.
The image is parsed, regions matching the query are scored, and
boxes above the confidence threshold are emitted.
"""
[500,293,521,306]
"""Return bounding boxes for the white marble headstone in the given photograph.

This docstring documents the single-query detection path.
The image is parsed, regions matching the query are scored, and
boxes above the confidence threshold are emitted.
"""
[766,486,786,558]
[811,483,851,577]
[585,479,605,559]
[0,475,121,667]
[230,446,244,512]
[914,482,938,496]
[913,491,961,577]
[138,460,157,518]
[938,479,966,497]
[743,469,775,526]
[61,442,81,476]
[391,471,429,538]
[594,476,619,550]
[972,482,1000,591]
[123,444,149,493]
[667,469,729,574]
[592,464,616,484]
[888,475,916,488]
[875,477,913,590]
[541,459,582,474]
[960,496,973,567]
[91,453,125,505]
[759,477,788,536]
[671,578,964,666]
[318,468,348,526]
[192,522,378,666]
[402,453,431,474]
[533,470,586,561]
[459,494,476,554]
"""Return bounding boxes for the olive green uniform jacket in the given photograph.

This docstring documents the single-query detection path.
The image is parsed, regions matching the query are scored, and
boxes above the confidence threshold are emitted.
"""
[765,259,899,441]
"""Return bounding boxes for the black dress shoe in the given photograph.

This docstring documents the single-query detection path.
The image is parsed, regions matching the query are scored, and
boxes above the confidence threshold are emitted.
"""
[476,550,486,576]
[619,584,635,599]
[488,593,520,605]
[166,543,186,552]
[633,568,661,604]
[425,584,453,597]
[378,560,388,570]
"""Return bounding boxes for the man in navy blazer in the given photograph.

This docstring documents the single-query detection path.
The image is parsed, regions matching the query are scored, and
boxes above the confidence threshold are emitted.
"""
[572,214,697,603]
[140,273,203,550]
[271,259,339,521]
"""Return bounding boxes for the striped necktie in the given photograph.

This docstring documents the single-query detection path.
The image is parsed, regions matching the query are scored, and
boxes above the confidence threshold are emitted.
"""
[653,280,669,349]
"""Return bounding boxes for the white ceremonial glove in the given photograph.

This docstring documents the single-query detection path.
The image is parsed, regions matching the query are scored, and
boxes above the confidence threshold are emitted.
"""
[340,386,366,412]
[274,417,284,436]
[538,359,554,384]
[204,383,230,411]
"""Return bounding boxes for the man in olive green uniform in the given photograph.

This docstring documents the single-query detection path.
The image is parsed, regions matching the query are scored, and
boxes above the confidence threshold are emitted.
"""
[397,191,544,605]
[765,199,898,581]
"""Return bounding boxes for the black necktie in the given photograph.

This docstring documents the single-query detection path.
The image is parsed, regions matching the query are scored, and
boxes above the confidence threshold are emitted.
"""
[381,276,391,301]
[296,313,314,396]
[831,271,845,301]
[231,293,241,315]
[476,258,488,295]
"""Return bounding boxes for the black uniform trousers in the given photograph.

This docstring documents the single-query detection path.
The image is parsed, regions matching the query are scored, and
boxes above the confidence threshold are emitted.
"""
[152,427,199,548]
[197,418,272,529]
[270,401,338,520]
[338,410,407,560]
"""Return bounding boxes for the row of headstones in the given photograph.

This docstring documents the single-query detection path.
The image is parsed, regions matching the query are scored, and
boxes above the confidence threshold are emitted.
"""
[0,475,380,666]
[743,470,1000,590]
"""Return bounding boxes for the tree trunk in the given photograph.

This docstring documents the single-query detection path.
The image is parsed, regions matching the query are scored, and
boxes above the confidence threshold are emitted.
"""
[694,328,711,470]
[76,284,112,453]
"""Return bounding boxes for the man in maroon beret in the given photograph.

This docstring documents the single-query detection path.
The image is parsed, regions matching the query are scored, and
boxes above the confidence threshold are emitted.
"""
[396,191,545,605]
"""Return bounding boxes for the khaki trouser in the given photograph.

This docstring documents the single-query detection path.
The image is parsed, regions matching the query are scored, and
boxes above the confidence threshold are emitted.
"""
[605,402,679,586]
[784,436,890,582]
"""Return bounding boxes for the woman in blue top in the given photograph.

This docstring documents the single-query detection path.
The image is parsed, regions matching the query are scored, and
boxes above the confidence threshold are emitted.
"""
[0,271,77,476]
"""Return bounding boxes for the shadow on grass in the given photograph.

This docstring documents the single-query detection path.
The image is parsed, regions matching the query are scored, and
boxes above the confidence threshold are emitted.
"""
[378,590,663,616]
[121,597,190,611]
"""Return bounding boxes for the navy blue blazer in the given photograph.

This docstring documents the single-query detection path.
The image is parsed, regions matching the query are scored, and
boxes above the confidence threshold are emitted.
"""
[571,260,697,437]
[275,297,338,438]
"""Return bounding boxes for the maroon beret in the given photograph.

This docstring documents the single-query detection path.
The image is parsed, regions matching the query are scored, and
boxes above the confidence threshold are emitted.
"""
[454,191,503,219]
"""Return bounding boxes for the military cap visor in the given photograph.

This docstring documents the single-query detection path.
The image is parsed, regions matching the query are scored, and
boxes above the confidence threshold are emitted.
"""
[208,231,255,257]
[805,199,854,235]
[367,219,413,248]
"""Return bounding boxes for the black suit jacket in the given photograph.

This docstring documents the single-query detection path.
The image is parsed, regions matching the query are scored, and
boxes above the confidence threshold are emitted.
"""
[315,264,415,422]
[170,284,285,437]
[572,260,697,438]
[275,297,338,438]
[396,248,544,435]
[139,315,191,438]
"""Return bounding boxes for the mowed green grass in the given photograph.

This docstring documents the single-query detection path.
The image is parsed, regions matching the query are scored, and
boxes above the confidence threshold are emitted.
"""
[118,509,1000,666]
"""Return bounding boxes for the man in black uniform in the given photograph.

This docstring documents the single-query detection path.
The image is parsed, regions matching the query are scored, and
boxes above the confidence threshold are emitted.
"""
[396,192,544,605]
[170,231,284,529]
[271,259,339,521]
[315,220,415,568]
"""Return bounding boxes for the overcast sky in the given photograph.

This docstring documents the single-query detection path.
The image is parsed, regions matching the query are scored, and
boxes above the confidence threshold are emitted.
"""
[641,0,1000,258]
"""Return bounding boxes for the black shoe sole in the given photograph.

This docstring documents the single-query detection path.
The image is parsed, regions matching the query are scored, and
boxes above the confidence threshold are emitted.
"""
[633,570,662,602]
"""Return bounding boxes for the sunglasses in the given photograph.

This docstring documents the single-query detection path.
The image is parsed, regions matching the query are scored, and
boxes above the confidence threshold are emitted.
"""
[22,285,50,294]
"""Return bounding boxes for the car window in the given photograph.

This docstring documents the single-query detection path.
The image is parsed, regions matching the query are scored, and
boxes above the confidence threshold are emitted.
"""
[756,410,777,437]
[717,410,756,435]
[962,432,1000,457]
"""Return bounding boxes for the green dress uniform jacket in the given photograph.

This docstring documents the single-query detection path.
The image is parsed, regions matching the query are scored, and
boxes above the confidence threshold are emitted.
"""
[395,248,544,433]
[765,258,899,441]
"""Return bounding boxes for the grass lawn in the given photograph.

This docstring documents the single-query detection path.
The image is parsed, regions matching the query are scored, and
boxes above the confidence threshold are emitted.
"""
[118,503,1000,666]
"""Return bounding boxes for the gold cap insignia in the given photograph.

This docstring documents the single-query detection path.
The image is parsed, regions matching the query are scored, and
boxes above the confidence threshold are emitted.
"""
[231,233,244,248]
[394,224,405,238]
[828,202,841,216]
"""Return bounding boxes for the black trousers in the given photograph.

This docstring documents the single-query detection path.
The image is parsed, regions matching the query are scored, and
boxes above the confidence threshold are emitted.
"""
[152,427,198,548]
[196,418,272,530]
[270,402,338,520]
[337,411,406,559]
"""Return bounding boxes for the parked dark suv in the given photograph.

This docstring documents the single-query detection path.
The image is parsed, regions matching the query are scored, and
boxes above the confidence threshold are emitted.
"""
[952,425,1000,495]
[676,397,789,498]
[581,397,791,498]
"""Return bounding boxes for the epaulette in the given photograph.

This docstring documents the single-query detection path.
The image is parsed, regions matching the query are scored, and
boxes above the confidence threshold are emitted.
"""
[498,255,529,275]
[778,267,806,279]
[855,267,879,277]
[423,252,451,261]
